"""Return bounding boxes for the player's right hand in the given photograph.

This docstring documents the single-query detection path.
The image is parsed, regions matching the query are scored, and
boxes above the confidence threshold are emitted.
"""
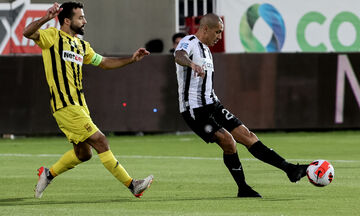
[191,63,205,78]
[45,2,63,20]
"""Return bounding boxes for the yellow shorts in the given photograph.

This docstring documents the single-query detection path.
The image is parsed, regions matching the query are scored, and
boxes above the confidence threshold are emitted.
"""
[53,105,99,144]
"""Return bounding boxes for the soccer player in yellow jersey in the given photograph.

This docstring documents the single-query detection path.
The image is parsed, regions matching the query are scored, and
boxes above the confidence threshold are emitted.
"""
[23,2,153,198]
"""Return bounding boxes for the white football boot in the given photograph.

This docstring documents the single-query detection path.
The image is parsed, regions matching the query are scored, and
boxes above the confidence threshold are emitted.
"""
[129,175,153,198]
[35,167,52,198]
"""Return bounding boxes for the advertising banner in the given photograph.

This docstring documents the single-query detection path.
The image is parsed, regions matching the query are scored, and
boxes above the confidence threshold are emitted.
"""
[217,0,360,52]
[0,0,57,55]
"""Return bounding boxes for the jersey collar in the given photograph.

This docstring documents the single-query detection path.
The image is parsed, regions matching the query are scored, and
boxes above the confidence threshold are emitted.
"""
[59,29,76,40]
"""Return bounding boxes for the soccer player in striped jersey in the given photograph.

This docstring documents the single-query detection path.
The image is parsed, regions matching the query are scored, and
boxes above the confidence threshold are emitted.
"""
[174,13,308,197]
[23,2,153,198]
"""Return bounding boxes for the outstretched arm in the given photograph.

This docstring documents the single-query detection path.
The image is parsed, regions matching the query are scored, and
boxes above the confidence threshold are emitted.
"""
[98,48,150,70]
[23,2,62,40]
[175,50,205,78]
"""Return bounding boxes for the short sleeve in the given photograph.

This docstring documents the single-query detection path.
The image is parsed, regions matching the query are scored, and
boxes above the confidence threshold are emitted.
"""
[82,41,96,65]
[35,27,57,49]
[175,36,194,56]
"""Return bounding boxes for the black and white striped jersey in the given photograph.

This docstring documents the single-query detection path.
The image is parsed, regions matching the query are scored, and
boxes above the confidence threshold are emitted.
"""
[175,35,219,113]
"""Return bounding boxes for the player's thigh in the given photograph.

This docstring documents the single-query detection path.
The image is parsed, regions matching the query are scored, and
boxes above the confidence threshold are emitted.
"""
[85,130,109,153]
[181,107,221,143]
[53,105,99,144]
[212,103,242,132]
[212,103,258,147]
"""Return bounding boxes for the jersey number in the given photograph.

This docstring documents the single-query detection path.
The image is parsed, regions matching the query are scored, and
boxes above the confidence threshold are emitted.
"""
[222,109,234,120]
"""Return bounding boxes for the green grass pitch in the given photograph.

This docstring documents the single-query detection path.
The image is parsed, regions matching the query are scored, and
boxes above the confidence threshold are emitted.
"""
[0,131,359,215]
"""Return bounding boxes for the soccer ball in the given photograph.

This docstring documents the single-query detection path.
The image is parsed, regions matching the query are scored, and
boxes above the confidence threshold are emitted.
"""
[306,160,334,187]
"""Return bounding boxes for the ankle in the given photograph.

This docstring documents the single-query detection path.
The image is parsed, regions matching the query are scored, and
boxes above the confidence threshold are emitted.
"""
[128,180,134,189]
[47,169,55,180]
[282,161,295,173]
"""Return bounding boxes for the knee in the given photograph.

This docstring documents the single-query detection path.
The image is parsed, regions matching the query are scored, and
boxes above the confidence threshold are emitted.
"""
[95,133,108,146]
[74,145,93,162]
[234,126,259,148]
[244,131,259,147]
[77,151,92,162]
[219,134,237,154]
[88,132,109,153]
[224,141,237,154]
[224,134,236,146]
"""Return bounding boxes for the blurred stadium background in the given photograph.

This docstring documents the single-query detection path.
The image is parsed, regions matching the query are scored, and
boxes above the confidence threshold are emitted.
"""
[1,0,360,136]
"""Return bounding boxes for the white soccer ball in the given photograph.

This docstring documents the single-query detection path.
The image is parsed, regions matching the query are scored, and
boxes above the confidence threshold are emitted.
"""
[306,160,334,187]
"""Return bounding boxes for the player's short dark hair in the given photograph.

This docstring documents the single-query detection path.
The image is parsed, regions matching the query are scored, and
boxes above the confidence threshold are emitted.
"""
[58,2,84,26]
[172,32,186,43]
[145,39,164,53]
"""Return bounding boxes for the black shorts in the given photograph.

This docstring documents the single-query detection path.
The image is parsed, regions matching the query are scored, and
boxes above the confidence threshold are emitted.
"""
[181,102,243,143]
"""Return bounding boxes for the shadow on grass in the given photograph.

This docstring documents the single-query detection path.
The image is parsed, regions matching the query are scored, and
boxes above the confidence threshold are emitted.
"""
[0,196,301,206]
[0,197,33,203]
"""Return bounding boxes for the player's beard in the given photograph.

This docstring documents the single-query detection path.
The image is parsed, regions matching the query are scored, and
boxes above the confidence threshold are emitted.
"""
[70,23,85,35]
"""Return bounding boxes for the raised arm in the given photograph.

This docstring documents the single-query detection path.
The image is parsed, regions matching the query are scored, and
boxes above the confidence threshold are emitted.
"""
[175,50,205,77]
[23,2,62,40]
[98,48,150,70]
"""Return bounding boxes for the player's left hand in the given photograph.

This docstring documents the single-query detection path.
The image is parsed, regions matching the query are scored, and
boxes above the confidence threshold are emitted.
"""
[132,48,150,62]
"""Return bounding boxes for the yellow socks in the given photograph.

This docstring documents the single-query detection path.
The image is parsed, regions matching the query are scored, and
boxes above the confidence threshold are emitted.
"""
[50,149,82,177]
[49,149,132,187]
[98,150,132,187]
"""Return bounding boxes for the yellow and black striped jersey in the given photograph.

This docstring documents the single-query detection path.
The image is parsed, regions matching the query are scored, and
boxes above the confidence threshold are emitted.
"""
[35,27,99,113]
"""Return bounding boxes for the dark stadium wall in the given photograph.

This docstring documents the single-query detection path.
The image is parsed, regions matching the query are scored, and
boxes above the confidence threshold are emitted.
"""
[82,55,188,133]
[1,53,360,135]
[0,56,59,134]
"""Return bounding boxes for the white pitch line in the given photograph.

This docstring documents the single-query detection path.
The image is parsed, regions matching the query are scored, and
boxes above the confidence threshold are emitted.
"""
[0,153,359,163]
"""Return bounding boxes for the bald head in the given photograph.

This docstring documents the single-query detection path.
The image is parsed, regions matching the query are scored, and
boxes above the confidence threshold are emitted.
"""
[195,13,223,46]
[199,13,223,29]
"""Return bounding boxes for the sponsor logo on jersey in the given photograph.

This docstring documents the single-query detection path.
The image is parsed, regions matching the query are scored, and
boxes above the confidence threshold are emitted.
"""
[179,42,189,49]
[202,62,214,70]
[62,50,83,65]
